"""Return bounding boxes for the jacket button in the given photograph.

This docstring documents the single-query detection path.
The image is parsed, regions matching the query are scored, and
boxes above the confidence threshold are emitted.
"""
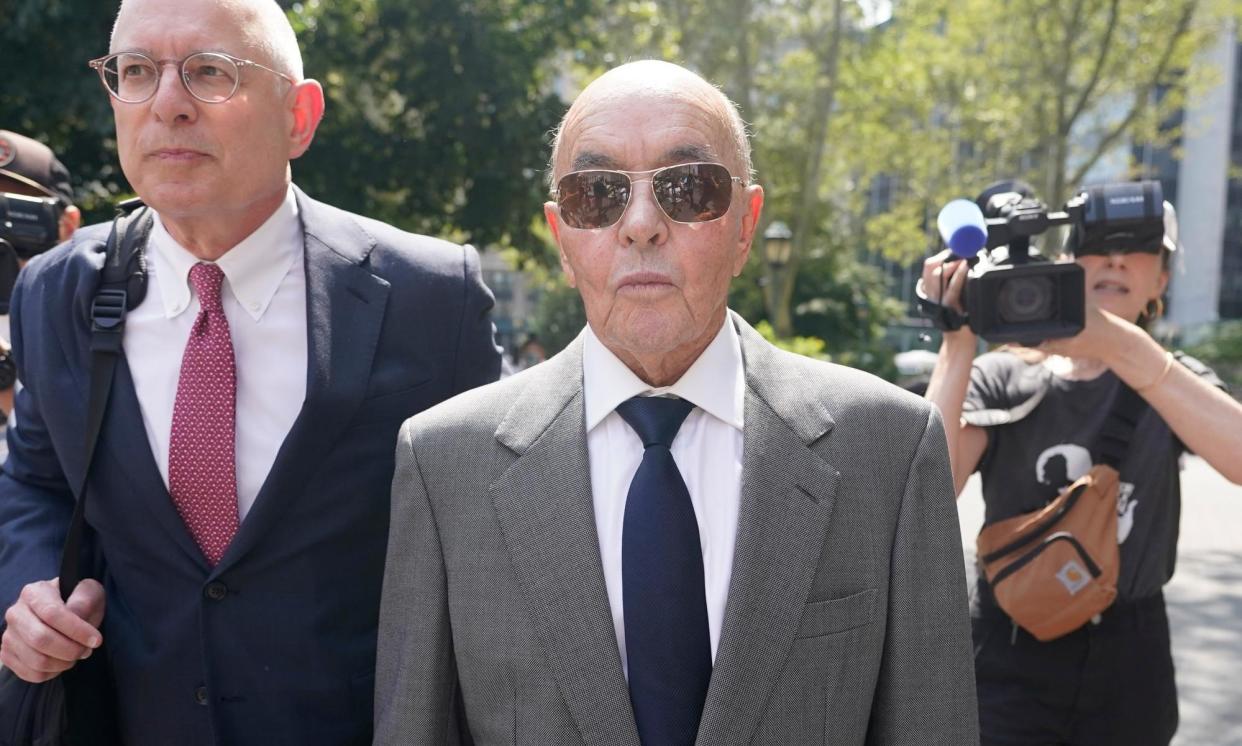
[195,686,209,706]
[204,582,228,601]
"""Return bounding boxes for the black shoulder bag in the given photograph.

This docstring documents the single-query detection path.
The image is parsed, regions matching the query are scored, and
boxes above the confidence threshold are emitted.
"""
[0,202,150,746]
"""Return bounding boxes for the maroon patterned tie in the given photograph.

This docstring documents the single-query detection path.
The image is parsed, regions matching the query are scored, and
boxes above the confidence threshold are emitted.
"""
[168,262,239,566]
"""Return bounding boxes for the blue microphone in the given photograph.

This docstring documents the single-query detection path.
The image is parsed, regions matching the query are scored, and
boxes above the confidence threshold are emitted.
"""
[937,199,988,258]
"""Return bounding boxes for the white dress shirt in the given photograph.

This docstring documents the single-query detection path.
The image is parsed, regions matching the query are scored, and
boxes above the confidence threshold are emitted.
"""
[123,187,307,521]
[582,317,745,675]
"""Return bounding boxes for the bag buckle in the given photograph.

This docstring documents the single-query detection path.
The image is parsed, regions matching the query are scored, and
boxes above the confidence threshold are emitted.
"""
[90,289,129,355]
[91,289,127,331]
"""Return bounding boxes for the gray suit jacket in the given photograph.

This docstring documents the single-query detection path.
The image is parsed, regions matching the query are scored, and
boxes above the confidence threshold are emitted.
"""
[376,313,978,745]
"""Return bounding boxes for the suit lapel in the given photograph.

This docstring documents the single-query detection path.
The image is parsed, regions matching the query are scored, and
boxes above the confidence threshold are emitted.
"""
[695,315,841,745]
[102,358,209,566]
[488,338,641,746]
[214,189,390,573]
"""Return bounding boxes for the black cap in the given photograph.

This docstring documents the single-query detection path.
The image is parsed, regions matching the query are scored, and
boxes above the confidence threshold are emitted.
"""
[0,130,75,205]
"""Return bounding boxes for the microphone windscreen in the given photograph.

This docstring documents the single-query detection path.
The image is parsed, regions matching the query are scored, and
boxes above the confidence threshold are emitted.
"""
[937,199,987,258]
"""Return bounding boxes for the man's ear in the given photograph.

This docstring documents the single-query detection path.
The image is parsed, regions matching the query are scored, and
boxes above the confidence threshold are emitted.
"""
[544,202,577,287]
[288,79,326,159]
[733,185,764,276]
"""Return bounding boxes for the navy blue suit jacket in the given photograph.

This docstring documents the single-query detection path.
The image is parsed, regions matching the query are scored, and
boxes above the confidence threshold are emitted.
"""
[0,187,501,745]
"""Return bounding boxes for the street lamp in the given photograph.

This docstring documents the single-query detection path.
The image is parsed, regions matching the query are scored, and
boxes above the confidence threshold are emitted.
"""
[762,221,794,338]
[763,221,793,268]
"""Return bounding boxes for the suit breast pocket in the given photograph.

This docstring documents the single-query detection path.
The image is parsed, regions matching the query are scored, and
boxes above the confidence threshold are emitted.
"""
[795,588,878,639]
[350,377,435,427]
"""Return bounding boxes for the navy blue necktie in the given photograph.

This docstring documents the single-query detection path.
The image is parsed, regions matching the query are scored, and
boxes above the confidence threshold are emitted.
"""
[616,396,711,746]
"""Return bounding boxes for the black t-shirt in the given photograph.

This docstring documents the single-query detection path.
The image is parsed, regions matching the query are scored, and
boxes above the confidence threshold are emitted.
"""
[964,349,1227,601]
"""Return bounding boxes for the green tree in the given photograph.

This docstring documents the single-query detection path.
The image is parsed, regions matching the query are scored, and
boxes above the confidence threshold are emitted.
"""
[582,0,896,371]
[1,0,597,246]
[531,274,588,355]
[1183,321,1242,395]
[839,0,1242,265]
[0,0,125,220]
[288,0,595,254]
[600,0,856,340]
[586,0,1240,358]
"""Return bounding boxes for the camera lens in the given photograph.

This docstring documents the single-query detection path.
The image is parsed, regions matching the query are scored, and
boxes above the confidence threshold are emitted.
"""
[998,276,1055,323]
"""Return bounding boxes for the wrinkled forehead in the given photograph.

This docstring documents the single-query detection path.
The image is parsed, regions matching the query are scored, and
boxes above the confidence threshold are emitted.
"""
[111,0,263,59]
[557,86,741,177]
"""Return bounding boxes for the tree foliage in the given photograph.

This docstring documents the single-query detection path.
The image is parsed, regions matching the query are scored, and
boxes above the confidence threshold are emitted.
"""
[1183,320,1242,395]
[838,0,1242,263]
[288,0,594,254]
[532,274,588,355]
[1,0,595,251]
[577,0,1240,373]
[581,0,899,357]
[0,0,125,219]
[5,0,1238,372]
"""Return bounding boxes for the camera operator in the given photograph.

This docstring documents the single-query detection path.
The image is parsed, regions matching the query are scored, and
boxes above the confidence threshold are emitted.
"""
[922,180,1242,746]
[0,130,81,439]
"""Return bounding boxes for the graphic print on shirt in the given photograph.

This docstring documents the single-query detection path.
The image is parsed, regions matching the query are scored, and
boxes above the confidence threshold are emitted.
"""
[1115,481,1137,543]
[1034,443,1137,544]
[1035,444,1092,491]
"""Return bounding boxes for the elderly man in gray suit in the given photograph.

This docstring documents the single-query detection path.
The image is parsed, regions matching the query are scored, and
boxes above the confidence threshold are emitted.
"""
[375,60,978,745]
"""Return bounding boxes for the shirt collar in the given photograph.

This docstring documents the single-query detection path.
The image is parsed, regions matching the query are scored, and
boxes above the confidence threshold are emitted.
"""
[582,315,745,433]
[148,186,301,321]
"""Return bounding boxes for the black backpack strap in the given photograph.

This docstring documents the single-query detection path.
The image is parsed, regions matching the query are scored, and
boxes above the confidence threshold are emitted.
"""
[1095,382,1148,472]
[56,205,151,600]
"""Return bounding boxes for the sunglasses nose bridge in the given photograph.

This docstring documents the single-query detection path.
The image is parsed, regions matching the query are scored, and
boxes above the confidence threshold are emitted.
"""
[620,176,673,225]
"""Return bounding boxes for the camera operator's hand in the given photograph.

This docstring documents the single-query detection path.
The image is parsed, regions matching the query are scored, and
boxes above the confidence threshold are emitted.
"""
[0,578,105,683]
[0,336,14,420]
[920,250,975,345]
[921,249,968,309]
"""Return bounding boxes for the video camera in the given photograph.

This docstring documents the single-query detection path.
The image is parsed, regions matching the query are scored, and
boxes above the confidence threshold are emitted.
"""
[0,192,63,313]
[918,180,1166,345]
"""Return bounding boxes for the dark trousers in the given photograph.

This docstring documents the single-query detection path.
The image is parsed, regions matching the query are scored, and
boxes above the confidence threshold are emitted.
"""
[973,592,1178,746]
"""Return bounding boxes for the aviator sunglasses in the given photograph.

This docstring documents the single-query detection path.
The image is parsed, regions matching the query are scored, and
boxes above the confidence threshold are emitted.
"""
[553,162,744,230]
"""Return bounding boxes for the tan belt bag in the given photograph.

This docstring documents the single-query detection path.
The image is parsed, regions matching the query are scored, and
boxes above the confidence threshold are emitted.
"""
[976,463,1121,642]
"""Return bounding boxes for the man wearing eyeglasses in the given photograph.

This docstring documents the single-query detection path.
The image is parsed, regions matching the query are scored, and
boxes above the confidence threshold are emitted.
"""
[375,60,976,745]
[0,1,500,744]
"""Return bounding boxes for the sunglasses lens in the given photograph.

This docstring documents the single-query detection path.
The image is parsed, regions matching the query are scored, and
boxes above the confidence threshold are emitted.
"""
[653,163,735,223]
[556,171,631,229]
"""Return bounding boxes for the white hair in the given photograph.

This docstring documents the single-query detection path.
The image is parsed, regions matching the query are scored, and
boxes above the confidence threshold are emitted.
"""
[112,0,304,80]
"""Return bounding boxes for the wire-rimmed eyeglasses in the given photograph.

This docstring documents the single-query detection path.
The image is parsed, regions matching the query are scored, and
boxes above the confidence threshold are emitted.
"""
[87,51,295,104]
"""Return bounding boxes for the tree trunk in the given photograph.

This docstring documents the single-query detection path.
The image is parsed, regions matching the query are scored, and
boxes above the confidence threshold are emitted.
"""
[767,0,846,338]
